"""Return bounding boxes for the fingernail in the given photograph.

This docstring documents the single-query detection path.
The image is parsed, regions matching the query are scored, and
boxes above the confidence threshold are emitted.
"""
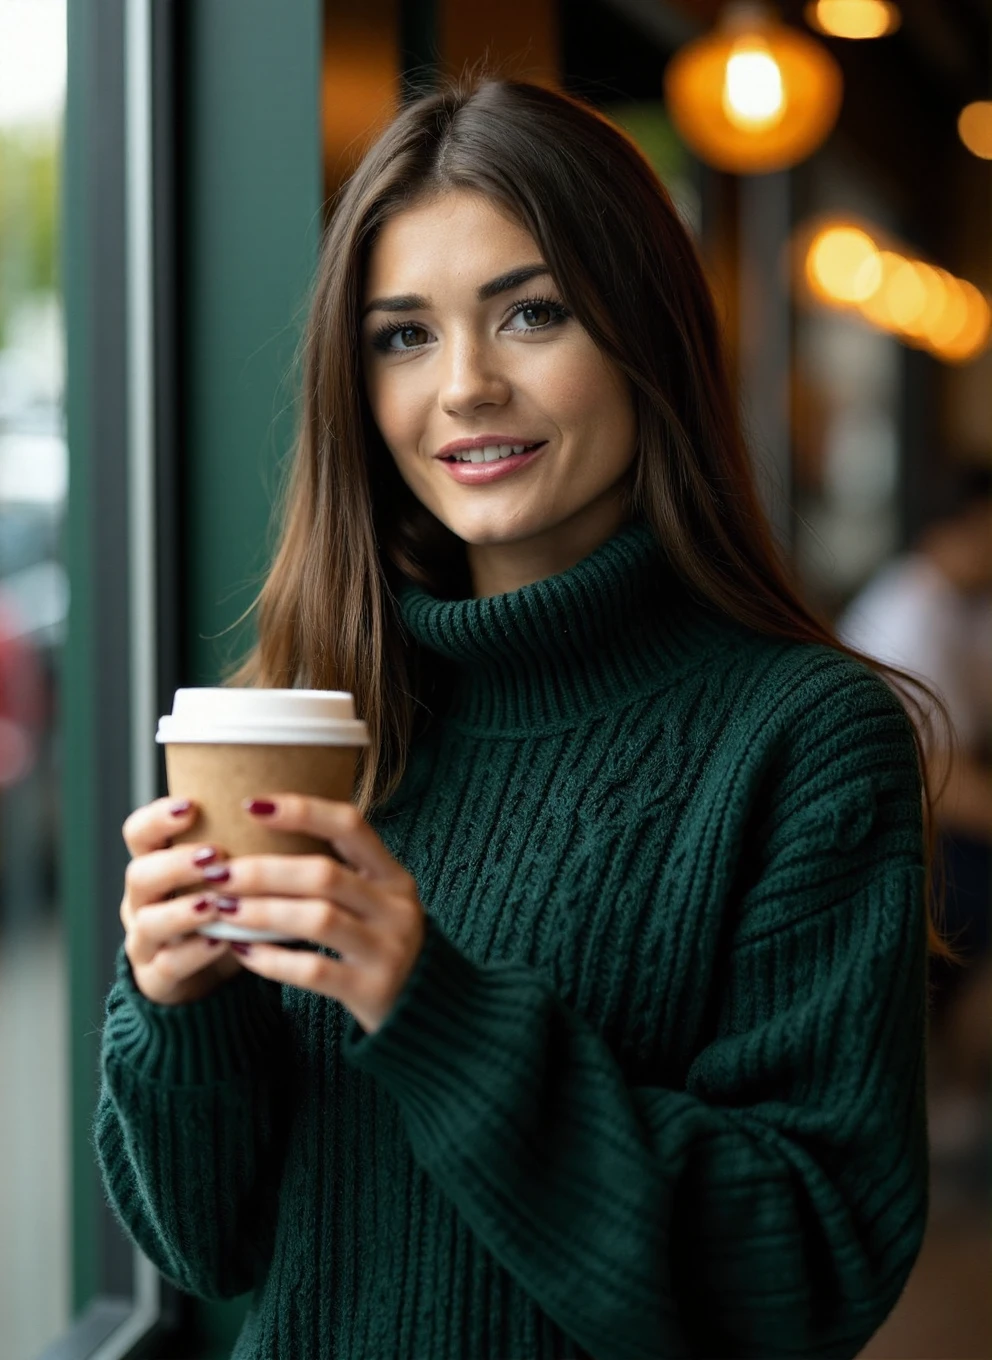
[192,897,212,913]
[231,942,251,955]
[202,865,230,883]
[245,799,276,816]
[214,896,240,913]
[206,936,222,947]
[170,799,192,817]
[192,847,218,866]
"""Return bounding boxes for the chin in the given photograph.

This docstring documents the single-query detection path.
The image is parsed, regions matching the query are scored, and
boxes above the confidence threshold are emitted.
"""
[440,507,548,547]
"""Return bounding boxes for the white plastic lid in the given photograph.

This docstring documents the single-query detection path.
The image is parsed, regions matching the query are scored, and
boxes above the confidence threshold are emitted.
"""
[156,688,370,747]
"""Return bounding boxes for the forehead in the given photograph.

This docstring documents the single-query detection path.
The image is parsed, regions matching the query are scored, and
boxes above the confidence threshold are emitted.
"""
[363,190,542,296]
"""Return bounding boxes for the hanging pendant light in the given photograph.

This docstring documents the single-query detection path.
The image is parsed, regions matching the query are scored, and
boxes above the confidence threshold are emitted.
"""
[664,2,843,175]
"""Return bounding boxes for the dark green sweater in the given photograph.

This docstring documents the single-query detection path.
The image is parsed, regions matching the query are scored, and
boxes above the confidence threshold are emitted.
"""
[94,519,929,1359]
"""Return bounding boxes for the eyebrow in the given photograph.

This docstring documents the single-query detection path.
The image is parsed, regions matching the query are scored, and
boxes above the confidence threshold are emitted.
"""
[361,264,552,321]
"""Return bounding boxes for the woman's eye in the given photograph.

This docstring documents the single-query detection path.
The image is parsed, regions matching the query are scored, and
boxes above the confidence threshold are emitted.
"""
[520,304,552,327]
[372,322,431,353]
[503,299,570,333]
[391,324,429,350]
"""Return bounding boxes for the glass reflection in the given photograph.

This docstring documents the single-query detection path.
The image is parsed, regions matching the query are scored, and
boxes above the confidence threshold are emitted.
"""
[0,1,69,1356]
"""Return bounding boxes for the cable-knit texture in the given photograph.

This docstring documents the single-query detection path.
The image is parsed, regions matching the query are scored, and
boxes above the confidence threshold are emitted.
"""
[93,519,928,1359]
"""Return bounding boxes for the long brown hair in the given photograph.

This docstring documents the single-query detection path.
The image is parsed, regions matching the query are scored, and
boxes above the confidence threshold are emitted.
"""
[226,73,953,956]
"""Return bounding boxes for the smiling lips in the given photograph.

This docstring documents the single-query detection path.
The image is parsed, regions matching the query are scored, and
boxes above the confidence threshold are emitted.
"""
[443,441,542,464]
[435,434,546,460]
[437,441,548,484]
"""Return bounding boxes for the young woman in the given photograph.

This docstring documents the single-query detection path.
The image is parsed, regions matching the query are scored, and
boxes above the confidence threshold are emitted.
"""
[97,77,948,1360]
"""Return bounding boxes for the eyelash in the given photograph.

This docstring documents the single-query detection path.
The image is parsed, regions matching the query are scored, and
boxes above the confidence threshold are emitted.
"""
[369,295,572,355]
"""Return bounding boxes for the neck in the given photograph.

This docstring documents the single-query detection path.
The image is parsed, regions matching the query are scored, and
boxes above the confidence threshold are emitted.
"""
[396,517,719,730]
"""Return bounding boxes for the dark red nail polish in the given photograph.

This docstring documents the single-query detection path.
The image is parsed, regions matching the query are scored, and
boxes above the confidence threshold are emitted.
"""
[214,896,240,913]
[231,942,252,955]
[206,936,221,946]
[202,865,230,883]
[193,897,212,913]
[245,799,276,816]
[192,847,217,866]
[170,799,192,816]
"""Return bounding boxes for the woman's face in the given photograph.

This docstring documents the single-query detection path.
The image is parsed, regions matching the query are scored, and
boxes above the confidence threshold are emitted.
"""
[360,189,638,596]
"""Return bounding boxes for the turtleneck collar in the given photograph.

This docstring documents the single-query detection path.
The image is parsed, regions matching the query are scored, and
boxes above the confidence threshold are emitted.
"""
[395,518,710,731]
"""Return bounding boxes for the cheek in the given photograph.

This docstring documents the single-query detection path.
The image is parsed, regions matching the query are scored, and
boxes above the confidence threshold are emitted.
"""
[537,343,634,444]
[364,367,422,456]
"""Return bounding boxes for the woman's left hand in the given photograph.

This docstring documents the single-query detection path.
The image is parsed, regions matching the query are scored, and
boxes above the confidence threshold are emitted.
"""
[206,795,426,1034]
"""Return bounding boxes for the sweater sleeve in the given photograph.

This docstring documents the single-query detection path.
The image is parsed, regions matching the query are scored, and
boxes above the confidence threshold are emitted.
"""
[93,944,289,1299]
[343,677,929,1360]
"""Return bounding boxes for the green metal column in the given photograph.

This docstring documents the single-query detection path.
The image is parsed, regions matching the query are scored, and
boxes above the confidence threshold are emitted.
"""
[182,0,323,690]
[179,2,323,1352]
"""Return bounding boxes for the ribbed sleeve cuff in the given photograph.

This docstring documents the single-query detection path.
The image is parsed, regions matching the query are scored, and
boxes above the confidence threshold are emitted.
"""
[342,918,540,1139]
[103,943,285,1086]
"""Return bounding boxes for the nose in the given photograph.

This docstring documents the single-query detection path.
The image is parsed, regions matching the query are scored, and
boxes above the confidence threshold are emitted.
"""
[437,332,510,416]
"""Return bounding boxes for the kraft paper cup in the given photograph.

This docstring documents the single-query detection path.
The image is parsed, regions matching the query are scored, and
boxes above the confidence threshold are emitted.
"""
[156,688,370,943]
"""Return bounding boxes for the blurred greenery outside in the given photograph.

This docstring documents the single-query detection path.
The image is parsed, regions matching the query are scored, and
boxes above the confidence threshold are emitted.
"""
[0,127,60,346]
[603,101,698,231]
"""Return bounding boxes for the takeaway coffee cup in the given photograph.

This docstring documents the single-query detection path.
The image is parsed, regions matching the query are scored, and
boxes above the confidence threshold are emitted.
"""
[156,688,370,943]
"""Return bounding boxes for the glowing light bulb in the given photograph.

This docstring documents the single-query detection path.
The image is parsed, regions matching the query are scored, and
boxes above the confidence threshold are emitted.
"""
[722,39,786,130]
[664,7,842,173]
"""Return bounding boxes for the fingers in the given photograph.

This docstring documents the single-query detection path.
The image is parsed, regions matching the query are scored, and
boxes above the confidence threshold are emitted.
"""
[230,938,406,1034]
[141,932,226,982]
[122,841,231,915]
[243,795,405,882]
[123,797,200,857]
[206,853,379,917]
[213,896,377,961]
[127,930,234,1005]
[125,890,230,966]
[222,940,352,1000]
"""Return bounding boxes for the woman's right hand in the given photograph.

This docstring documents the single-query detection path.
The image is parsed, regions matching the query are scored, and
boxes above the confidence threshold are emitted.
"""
[120,797,245,1005]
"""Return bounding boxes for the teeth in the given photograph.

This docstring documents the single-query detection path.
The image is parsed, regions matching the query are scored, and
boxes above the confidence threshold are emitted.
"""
[451,443,532,463]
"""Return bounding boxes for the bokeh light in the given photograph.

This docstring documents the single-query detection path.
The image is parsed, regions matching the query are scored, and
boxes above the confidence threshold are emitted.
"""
[804,1,901,40]
[926,270,971,350]
[798,218,992,364]
[806,226,881,303]
[722,39,786,130]
[935,279,992,363]
[664,6,842,174]
[958,101,992,160]
[881,256,929,334]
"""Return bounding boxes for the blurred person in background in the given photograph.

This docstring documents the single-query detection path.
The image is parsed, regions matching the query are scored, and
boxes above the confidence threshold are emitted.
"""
[0,588,43,790]
[837,465,992,1128]
[0,587,47,935]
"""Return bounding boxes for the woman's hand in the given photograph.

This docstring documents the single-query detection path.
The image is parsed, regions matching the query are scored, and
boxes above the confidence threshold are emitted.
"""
[215,796,426,1035]
[120,798,244,1005]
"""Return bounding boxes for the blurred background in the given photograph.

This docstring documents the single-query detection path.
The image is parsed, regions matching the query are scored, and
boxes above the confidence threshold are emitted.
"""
[0,1,988,1357]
